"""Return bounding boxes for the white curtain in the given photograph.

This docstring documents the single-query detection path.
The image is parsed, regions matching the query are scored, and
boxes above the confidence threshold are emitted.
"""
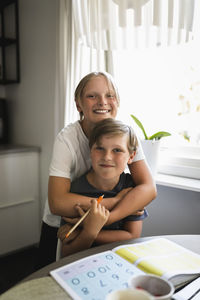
[55,0,198,130]
[72,0,196,50]
[54,0,110,129]
[54,0,79,132]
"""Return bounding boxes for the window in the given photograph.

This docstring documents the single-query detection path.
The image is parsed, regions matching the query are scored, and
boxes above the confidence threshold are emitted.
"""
[112,40,200,179]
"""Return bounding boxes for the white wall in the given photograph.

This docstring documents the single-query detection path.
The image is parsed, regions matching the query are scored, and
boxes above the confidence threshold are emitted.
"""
[5,0,57,220]
[142,185,200,237]
[3,0,199,239]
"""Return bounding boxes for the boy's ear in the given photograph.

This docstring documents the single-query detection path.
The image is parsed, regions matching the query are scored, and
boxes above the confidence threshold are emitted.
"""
[127,152,136,164]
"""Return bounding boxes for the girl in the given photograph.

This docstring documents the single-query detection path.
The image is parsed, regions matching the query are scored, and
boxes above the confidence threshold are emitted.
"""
[36,72,156,268]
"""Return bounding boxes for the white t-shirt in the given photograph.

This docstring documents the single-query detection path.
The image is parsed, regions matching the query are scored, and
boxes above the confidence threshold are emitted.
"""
[43,121,145,227]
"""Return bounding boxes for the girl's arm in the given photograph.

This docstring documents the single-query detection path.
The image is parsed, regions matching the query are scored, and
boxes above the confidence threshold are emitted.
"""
[94,220,143,245]
[48,176,127,217]
[107,160,157,225]
[48,159,156,220]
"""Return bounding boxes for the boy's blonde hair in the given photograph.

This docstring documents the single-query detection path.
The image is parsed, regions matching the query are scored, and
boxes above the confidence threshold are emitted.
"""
[89,118,138,154]
[74,72,120,120]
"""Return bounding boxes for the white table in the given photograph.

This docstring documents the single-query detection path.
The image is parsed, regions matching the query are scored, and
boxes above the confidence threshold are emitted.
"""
[1,235,200,300]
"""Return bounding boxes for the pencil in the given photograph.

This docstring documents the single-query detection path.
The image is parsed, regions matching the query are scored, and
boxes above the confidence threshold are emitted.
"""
[65,194,104,238]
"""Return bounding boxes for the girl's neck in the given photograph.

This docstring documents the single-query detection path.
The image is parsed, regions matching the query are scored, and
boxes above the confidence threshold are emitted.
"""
[87,169,119,191]
[80,119,94,138]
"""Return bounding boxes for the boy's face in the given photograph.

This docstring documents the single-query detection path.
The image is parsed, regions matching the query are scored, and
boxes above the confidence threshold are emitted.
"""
[90,134,135,181]
[76,76,118,125]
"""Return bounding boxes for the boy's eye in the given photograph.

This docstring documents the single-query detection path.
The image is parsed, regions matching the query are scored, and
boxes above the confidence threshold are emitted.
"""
[95,146,104,151]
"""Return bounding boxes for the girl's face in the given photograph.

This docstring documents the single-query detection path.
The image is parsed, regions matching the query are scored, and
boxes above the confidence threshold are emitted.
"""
[90,134,135,182]
[76,76,119,126]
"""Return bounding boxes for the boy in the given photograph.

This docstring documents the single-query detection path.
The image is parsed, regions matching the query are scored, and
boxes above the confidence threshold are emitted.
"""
[58,118,148,258]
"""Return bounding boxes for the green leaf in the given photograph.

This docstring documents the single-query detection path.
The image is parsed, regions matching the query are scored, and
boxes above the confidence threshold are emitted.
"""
[130,114,148,140]
[149,131,171,140]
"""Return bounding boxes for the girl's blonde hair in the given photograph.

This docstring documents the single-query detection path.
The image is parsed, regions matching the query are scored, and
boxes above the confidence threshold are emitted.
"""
[89,118,138,154]
[74,71,120,120]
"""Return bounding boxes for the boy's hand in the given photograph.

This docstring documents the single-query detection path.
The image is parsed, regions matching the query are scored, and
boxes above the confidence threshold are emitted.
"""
[74,199,110,238]
[83,199,110,237]
[58,200,109,244]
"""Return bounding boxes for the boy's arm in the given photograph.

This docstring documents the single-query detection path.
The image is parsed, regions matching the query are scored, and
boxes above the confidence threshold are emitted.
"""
[60,200,110,257]
[107,160,157,225]
[61,227,97,257]
[94,220,143,245]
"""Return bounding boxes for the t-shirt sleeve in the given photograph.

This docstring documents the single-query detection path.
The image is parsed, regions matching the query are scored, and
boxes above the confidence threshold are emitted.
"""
[133,137,145,162]
[49,132,74,179]
[123,208,148,221]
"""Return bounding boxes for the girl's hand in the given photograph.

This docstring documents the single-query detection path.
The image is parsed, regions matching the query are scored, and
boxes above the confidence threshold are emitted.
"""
[61,202,88,225]
[74,197,96,212]
[134,209,145,216]
[62,216,80,225]
[57,222,80,244]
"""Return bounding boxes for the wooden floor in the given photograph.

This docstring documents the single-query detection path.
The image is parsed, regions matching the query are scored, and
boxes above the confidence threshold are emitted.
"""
[0,246,38,295]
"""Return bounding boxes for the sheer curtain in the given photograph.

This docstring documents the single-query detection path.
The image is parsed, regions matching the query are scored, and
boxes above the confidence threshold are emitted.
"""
[54,0,109,130]
[72,0,196,50]
[54,0,78,133]
[55,0,198,131]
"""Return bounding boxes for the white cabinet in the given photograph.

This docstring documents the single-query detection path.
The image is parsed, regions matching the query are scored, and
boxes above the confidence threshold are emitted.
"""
[0,147,40,255]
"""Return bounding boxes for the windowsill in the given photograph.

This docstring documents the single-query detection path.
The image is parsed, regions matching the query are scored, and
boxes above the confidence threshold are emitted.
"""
[156,173,200,192]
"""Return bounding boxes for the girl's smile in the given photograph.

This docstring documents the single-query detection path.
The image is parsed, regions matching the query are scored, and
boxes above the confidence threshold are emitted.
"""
[76,76,119,136]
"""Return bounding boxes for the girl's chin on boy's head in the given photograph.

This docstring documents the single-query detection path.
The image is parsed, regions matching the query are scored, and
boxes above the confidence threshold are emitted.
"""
[93,114,116,123]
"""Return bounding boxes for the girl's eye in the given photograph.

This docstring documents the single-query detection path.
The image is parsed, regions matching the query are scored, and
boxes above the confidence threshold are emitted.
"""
[107,94,115,98]
[113,148,122,153]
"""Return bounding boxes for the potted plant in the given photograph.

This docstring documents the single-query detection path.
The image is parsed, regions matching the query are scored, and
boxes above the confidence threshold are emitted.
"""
[130,114,171,176]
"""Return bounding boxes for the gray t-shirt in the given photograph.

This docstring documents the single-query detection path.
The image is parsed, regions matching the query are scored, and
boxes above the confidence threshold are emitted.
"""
[60,172,148,230]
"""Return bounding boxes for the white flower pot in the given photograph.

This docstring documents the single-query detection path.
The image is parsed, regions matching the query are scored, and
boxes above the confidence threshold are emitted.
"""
[141,139,161,177]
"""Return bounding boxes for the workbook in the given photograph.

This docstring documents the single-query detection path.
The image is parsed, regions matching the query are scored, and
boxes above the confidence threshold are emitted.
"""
[50,238,200,300]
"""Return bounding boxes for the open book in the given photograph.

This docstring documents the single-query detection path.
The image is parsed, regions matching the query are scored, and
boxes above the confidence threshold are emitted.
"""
[50,238,200,300]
